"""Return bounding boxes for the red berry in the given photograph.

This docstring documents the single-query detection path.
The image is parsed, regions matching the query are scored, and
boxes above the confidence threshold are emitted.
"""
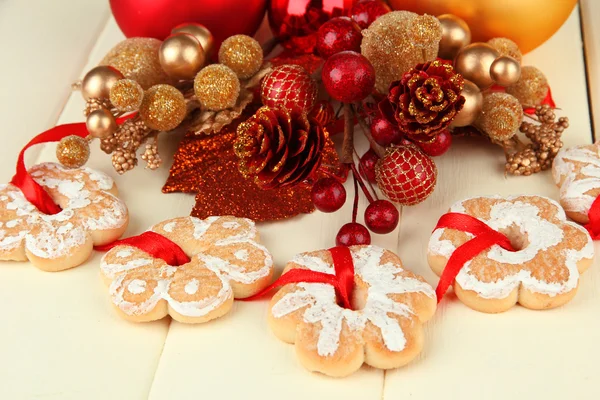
[370,114,403,146]
[336,223,371,246]
[376,144,437,206]
[350,0,391,30]
[316,17,362,59]
[364,200,399,234]
[417,129,452,157]
[311,178,347,213]
[359,149,379,182]
[322,51,375,103]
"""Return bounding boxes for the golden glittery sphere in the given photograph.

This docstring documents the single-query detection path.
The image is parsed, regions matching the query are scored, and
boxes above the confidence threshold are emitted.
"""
[109,79,144,111]
[506,66,548,108]
[194,64,241,111]
[487,38,522,63]
[56,135,90,168]
[362,11,441,93]
[139,84,187,131]
[218,35,264,79]
[475,92,523,141]
[100,38,173,89]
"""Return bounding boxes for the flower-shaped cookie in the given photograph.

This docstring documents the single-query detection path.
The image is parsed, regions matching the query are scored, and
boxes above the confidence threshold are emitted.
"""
[268,245,436,377]
[553,143,600,224]
[428,195,594,313]
[100,216,274,323]
[0,162,128,271]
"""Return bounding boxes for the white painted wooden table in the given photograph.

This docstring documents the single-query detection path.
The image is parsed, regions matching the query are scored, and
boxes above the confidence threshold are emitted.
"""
[0,1,598,399]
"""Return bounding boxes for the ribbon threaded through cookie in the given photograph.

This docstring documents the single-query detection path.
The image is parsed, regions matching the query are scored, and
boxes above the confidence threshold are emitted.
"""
[434,213,517,303]
[243,246,355,310]
[585,196,600,240]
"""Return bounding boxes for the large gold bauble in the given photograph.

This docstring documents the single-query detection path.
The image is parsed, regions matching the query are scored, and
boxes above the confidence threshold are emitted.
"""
[388,0,577,54]
[490,56,521,87]
[81,66,124,101]
[450,80,482,127]
[159,33,206,81]
[172,23,215,59]
[139,84,187,132]
[86,109,117,139]
[454,43,499,90]
[437,14,471,61]
[100,38,173,89]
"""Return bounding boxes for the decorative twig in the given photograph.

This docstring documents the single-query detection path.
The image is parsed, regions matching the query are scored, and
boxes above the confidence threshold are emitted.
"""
[350,163,375,203]
[341,103,355,164]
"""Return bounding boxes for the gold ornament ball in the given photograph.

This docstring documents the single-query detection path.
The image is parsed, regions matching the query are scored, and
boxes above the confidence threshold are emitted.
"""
[437,14,471,61]
[172,23,215,59]
[100,38,173,89]
[451,80,482,127]
[361,11,441,93]
[488,38,522,63]
[388,0,576,54]
[81,66,124,101]
[159,33,206,81]
[56,135,90,168]
[109,79,144,112]
[139,84,187,132]
[218,35,263,79]
[506,66,548,108]
[490,56,521,87]
[454,43,499,90]
[194,64,241,111]
[86,109,117,139]
[475,92,523,141]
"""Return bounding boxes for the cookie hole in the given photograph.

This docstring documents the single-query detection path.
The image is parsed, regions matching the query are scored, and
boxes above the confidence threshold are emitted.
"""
[336,285,367,311]
[498,224,529,251]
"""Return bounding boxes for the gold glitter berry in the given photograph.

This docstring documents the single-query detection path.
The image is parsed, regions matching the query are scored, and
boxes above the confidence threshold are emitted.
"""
[488,38,523,63]
[109,79,144,112]
[56,135,90,168]
[506,66,548,108]
[218,35,264,79]
[475,92,523,141]
[194,64,241,111]
[139,84,187,132]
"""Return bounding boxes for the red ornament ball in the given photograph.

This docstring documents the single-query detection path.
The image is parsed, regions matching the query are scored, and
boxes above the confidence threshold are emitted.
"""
[316,17,362,59]
[359,149,379,182]
[370,114,403,146]
[376,144,438,206]
[311,178,347,213]
[261,65,318,113]
[364,200,399,234]
[336,222,371,246]
[417,129,453,157]
[322,51,376,103]
[350,0,391,29]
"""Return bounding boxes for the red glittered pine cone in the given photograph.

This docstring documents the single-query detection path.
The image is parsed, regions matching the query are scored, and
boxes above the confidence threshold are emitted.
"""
[234,106,326,189]
[379,60,465,143]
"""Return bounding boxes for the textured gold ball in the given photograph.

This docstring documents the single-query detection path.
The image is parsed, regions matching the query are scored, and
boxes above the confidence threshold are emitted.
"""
[451,80,482,127]
[159,33,206,80]
[475,92,523,141]
[454,43,499,90]
[506,66,548,108]
[56,135,90,168]
[139,84,187,131]
[437,14,471,60]
[362,11,441,93]
[218,35,263,79]
[81,66,124,101]
[100,38,173,89]
[194,64,240,111]
[86,109,117,139]
[172,23,215,59]
[109,79,144,111]
[487,38,523,63]
[490,56,521,87]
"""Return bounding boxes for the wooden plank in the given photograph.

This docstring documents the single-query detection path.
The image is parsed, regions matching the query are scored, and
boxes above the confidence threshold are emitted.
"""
[384,7,600,399]
[580,0,600,139]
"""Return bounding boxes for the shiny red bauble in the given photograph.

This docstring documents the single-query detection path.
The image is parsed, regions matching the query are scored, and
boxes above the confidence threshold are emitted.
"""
[110,0,266,47]
[322,51,376,103]
[336,222,371,246]
[364,200,399,234]
[370,114,403,146]
[417,130,453,157]
[311,178,347,213]
[269,0,356,54]
[261,65,318,113]
[316,17,362,59]
[350,0,391,29]
[359,149,379,182]
[376,144,438,206]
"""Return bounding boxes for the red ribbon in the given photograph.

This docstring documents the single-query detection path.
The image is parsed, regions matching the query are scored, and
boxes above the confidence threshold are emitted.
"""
[244,246,355,309]
[434,213,516,303]
[585,196,600,240]
[95,231,190,266]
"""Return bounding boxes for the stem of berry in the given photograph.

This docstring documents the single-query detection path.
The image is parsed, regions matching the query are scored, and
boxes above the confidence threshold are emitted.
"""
[352,171,359,224]
[261,37,280,59]
[341,103,355,164]
[351,163,375,204]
